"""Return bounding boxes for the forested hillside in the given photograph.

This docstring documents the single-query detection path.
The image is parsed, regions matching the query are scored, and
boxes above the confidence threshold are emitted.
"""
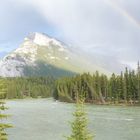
[6,77,55,99]
[1,63,140,105]
[54,64,140,104]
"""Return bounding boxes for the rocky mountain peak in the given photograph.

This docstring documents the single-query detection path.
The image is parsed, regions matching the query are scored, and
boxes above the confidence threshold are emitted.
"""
[0,32,112,77]
[24,32,62,47]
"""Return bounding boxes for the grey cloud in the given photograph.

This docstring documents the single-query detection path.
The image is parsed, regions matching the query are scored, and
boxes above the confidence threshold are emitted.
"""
[0,0,140,68]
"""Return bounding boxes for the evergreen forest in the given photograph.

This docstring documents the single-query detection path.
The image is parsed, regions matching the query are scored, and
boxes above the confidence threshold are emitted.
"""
[1,64,140,105]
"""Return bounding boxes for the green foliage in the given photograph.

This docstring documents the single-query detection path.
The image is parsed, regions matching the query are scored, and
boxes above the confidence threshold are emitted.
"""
[1,62,140,105]
[6,77,55,99]
[67,96,93,140]
[54,62,140,104]
[0,79,12,140]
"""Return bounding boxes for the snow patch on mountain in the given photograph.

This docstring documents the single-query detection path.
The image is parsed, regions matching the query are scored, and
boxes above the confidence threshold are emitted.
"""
[0,32,68,77]
[0,35,38,77]
[0,32,112,77]
[15,40,38,63]
[27,32,63,47]
[0,55,25,77]
[65,57,69,60]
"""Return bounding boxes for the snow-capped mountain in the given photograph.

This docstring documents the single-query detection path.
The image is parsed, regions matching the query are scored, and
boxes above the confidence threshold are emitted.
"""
[0,32,110,77]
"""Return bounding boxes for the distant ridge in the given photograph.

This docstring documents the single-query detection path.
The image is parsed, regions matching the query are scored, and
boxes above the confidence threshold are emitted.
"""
[0,32,112,77]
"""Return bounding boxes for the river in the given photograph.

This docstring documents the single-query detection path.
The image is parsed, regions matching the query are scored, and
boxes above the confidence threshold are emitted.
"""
[5,98,140,140]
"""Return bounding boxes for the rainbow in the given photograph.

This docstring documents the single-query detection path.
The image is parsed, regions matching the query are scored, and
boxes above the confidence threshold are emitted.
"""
[105,0,140,28]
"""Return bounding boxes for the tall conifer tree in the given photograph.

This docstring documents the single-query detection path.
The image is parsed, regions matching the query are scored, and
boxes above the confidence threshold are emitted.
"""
[67,93,93,140]
[0,79,12,140]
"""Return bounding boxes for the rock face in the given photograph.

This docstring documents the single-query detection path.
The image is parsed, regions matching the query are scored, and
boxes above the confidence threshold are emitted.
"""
[0,32,110,77]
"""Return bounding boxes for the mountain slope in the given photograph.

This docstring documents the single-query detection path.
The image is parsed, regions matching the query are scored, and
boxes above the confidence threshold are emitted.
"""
[0,32,110,77]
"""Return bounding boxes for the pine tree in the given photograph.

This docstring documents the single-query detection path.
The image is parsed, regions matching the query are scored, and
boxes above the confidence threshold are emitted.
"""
[54,66,140,104]
[137,61,140,103]
[130,70,137,104]
[67,94,93,140]
[0,79,12,140]
[110,73,117,103]
[120,72,124,100]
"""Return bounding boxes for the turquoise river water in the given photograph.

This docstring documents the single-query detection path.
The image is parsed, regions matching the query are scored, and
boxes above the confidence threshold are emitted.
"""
[5,98,140,140]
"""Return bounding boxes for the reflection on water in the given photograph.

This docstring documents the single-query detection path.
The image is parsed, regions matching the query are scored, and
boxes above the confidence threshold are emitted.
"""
[6,98,140,140]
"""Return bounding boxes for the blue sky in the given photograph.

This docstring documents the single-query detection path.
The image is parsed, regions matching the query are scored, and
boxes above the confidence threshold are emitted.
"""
[0,0,61,54]
[0,0,140,68]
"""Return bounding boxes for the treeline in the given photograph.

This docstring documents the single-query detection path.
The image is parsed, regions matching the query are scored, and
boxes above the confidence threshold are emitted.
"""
[6,77,55,99]
[1,62,140,105]
[53,63,140,104]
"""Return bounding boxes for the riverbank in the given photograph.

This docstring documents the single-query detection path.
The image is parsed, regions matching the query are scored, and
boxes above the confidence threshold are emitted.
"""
[5,97,140,107]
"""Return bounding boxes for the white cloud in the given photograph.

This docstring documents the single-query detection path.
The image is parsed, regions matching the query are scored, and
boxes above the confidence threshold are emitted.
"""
[16,0,140,45]
[1,0,140,69]
[13,0,113,45]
